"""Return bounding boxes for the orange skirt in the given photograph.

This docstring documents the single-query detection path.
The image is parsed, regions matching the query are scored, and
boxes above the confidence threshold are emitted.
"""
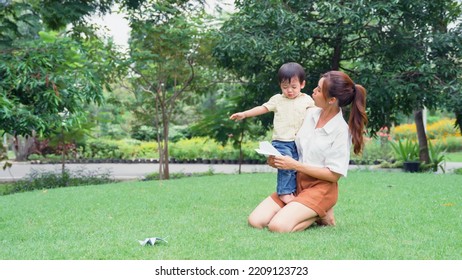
[271,172,338,218]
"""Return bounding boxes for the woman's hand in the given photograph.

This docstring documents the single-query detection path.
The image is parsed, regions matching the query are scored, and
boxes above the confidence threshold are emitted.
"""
[267,156,276,168]
[268,155,298,170]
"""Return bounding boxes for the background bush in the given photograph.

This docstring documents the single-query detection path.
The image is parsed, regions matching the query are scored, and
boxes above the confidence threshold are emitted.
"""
[8,168,114,195]
[440,136,462,152]
[393,118,461,141]
[78,139,158,160]
[169,137,263,162]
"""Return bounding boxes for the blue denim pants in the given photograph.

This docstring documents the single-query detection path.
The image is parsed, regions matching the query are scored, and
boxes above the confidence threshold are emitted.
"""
[272,140,298,195]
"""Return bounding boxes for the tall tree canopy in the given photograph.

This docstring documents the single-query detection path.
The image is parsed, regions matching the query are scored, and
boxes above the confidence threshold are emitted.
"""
[0,1,123,137]
[213,0,462,162]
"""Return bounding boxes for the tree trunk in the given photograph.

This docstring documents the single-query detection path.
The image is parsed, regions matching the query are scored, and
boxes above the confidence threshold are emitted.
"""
[162,118,170,180]
[13,134,36,161]
[237,129,245,174]
[455,111,462,135]
[414,109,430,164]
[331,43,342,71]
[156,128,170,180]
[156,127,164,179]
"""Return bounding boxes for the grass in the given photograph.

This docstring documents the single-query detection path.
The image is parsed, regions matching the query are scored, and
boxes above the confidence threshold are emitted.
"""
[0,171,461,260]
[446,151,462,162]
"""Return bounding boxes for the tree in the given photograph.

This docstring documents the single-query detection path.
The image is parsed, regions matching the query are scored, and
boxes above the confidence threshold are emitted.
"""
[361,0,462,163]
[213,0,391,134]
[190,83,267,173]
[214,0,462,164]
[1,0,128,161]
[126,0,209,179]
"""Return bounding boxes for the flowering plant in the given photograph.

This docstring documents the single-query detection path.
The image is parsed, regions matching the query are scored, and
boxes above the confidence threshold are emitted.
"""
[377,126,391,146]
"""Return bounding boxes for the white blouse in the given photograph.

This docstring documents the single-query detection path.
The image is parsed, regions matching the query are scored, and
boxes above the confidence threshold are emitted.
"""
[295,107,352,177]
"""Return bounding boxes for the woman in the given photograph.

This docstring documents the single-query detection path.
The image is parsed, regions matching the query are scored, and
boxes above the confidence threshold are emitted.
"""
[248,71,368,233]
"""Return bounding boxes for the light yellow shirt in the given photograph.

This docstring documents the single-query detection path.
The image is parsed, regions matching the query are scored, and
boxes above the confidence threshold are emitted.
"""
[263,93,315,142]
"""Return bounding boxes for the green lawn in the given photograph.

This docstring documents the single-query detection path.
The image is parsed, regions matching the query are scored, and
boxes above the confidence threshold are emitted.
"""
[1,171,461,260]
[447,151,462,162]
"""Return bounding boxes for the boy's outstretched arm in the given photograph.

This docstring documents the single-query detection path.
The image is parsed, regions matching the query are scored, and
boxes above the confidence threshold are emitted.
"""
[230,106,269,121]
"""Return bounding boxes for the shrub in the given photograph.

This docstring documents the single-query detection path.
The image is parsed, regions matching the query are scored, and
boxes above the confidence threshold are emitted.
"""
[427,119,461,140]
[425,141,446,173]
[130,125,157,141]
[392,118,460,141]
[9,168,114,195]
[392,123,417,141]
[442,136,462,152]
[0,183,15,195]
[114,139,142,159]
[389,139,419,162]
[170,137,213,160]
[241,141,263,161]
[83,139,120,159]
[351,138,394,164]
[137,142,159,158]
[169,137,261,161]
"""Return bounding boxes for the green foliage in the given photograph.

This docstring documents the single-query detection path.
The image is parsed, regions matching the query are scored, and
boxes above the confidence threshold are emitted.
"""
[216,0,462,136]
[130,124,191,142]
[0,1,41,48]
[144,168,215,181]
[169,137,262,161]
[0,183,15,196]
[30,0,114,30]
[0,141,12,170]
[126,2,215,179]
[351,138,394,165]
[426,141,447,173]
[443,136,462,152]
[131,125,157,141]
[7,168,113,195]
[389,139,419,162]
[0,30,105,136]
[1,1,126,140]
[392,119,461,141]
[83,139,121,159]
[79,139,158,160]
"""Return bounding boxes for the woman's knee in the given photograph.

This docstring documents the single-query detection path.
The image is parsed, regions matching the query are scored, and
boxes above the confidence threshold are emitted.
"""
[267,220,292,233]
[267,202,318,233]
[248,214,266,229]
[248,213,291,232]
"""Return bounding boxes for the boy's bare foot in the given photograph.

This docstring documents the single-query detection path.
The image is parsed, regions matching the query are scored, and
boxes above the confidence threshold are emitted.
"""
[279,193,295,204]
[316,207,336,226]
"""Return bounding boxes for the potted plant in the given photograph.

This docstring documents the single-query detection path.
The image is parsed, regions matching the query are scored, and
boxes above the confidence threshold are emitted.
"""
[390,139,420,172]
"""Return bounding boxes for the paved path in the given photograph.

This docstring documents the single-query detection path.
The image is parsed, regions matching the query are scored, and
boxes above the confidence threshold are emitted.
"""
[1,161,461,182]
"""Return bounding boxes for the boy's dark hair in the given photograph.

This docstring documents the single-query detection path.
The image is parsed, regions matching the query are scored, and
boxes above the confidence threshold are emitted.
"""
[277,62,305,84]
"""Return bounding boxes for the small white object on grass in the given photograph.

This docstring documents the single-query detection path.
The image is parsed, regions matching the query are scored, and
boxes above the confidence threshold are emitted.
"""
[138,237,168,246]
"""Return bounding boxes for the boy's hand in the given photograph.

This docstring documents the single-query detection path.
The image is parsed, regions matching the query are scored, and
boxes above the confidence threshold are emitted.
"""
[230,112,245,121]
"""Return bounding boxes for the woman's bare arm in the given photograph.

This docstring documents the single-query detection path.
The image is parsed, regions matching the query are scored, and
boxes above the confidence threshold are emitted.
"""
[270,155,342,183]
